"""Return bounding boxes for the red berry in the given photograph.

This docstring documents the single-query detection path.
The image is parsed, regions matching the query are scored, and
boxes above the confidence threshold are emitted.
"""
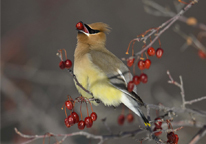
[127,113,134,123]
[127,81,134,92]
[71,112,79,123]
[64,118,71,128]
[174,134,179,143]
[90,112,97,121]
[153,127,162,136]
[144,59,151,69]
[65,100,73,110]
[156,48,164,58]
[127,58,135,67]
[133,75,140,85]
[59,61,65,69]
[140,73,148,83]
[137,60,145,70]
[147,47,155,56]
[65,59,72,69]
[154,118,162,128]
[118,114,125,125]
[84,117,93,128]
[167,132,176,142]
[68,115,75,126]
[76,22,84,30]
[78,120,85,130]
[198,50,206,59]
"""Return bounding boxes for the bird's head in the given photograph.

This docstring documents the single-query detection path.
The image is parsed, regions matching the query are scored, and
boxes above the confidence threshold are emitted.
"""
[76,21,110,47]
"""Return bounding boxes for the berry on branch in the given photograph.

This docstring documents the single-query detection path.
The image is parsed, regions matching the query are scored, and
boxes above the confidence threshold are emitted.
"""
[127,81,134,92]
[118,114,125,125]
[156,48,164,58]
[71,112,79,123]
[84,117,93,128]
[68,115,75,126]
[138,60,145,70]
[90,112,97,121]
[144,59,151,69]
[140,73,148,83]
[133,75,140,85]
[59,61,65,69]
[65,100,73,110]
[78,120,85,130]
[127,113,134,123]
[147,47,155,56]
[127,58,135,67]
[64,118,71,128]
[65,59,72,69]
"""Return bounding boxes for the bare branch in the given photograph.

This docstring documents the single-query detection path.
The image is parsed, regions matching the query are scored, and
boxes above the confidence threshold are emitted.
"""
[185,96,206,105]
[189,125,206,144]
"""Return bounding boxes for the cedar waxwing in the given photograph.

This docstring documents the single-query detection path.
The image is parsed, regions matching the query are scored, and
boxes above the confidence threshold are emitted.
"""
[73,21,151,130]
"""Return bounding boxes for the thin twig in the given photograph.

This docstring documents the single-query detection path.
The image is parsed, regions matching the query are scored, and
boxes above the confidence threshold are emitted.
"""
[185,96,206,105]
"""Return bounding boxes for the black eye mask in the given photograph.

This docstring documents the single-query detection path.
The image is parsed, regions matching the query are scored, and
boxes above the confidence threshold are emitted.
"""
[84,24,100,34]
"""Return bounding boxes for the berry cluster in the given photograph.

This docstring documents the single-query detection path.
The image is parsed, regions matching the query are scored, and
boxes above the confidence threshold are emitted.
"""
[63,96,98,130]
[58,49,72,70]
[167,132,179,144]
[126,47,164,92]
[117,107,134,125]
[166,120,179,144]
[153,117,163,137]
[118,113,134,125]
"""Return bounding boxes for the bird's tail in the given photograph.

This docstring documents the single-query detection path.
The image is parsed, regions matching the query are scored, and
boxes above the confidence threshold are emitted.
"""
[138,109,152,132]
[121,94,151,130]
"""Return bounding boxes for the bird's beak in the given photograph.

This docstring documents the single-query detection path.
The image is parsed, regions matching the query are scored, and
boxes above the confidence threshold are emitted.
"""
[76,21,90,36]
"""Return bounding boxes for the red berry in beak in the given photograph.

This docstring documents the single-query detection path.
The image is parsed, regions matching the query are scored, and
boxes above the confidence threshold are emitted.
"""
[76,22,84,30]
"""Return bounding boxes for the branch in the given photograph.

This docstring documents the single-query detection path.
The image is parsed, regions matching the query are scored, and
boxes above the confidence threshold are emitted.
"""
[126,0,199,58]
[167,70,206,109]
[189,125,206,144]
[143,0,206,31]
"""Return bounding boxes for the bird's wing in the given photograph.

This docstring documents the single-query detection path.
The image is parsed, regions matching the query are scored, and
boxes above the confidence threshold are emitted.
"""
[88,49,144,106]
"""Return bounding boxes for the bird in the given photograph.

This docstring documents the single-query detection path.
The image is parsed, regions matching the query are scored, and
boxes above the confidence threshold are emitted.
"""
[73,21,151,130]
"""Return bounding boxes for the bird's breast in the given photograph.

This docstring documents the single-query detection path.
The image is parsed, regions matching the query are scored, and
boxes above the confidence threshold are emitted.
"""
[73,54,122,106]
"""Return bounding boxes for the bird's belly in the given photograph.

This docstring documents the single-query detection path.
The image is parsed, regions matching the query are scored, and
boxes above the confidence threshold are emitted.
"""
[74,58,122,106]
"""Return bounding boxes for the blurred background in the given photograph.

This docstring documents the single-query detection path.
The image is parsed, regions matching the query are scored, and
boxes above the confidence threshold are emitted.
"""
[1,0,206,144]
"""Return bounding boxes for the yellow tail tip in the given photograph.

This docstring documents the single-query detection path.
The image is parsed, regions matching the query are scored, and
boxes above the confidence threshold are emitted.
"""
[144,123,151,127]
[126,52,129,54]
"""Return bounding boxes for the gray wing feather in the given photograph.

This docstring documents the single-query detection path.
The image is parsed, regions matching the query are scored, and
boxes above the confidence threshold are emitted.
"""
[89,49,144,106]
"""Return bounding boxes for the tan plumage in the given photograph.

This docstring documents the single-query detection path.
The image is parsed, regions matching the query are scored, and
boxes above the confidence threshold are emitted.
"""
[74,22,151,128]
